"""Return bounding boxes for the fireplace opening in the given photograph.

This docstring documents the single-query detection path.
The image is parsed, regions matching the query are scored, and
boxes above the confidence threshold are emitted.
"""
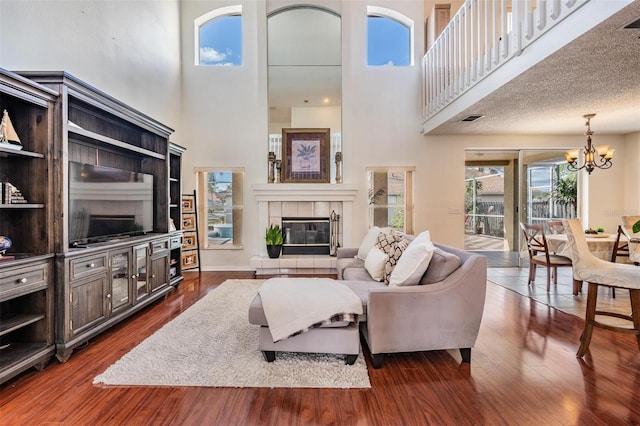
[282,217,330,255]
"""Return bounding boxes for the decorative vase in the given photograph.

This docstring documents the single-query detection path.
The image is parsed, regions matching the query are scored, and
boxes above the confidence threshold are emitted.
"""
[266,244,282,259]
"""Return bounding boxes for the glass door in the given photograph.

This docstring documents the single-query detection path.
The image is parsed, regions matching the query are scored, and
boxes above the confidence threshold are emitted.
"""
[464,150,519,266]
[110,249,131,314]
[519,151,578,230]
[134,244,149,301]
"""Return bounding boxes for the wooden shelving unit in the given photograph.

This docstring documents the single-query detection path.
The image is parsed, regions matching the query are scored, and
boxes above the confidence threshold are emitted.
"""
[0,68,57,384]
[19,71,184,363]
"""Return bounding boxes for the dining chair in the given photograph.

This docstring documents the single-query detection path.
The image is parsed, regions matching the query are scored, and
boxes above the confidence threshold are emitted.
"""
[563,219,640,358]
[611,225,631,263]
[622,216,640,265]
[547,220,565,234]
[520,222,573,292]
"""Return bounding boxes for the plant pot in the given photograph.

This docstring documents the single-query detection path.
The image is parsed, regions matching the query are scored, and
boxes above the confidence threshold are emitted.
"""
[266,244,282,259]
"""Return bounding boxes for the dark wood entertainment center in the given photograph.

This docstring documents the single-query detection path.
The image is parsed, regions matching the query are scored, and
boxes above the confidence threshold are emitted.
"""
[0,68,185,382]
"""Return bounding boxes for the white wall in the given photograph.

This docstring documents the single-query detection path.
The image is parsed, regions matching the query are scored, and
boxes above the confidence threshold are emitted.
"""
[291,106,341,131]
[623,132,640,215]
[0,0,183,139]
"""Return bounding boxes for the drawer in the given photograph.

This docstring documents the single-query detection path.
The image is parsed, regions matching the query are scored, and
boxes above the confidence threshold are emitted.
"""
[0,263,49,301]
[151,239,169,254]
[70,253,108,281]
[169,235,182,249]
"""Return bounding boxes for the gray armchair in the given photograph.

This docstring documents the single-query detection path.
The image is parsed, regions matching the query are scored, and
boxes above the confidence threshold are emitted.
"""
[340,243,487,368]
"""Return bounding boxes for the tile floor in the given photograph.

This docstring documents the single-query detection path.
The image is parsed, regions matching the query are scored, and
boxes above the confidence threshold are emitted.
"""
[488,263,633,327]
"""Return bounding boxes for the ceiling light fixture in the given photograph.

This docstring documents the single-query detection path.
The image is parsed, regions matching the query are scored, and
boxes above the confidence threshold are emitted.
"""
[565,113,614,174]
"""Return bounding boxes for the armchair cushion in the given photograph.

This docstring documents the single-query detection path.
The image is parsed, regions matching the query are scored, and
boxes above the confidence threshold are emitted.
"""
[364,246,387,281]
[420,248,463,284]
[356,226,392,260]
[389,241,435,287]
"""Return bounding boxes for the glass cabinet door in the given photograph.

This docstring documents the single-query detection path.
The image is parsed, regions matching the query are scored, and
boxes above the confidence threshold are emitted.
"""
[110,250,131,312]
[134,244,149,300]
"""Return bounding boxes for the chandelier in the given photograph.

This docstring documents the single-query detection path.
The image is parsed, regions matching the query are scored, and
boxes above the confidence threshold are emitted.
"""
[565,113,614,174]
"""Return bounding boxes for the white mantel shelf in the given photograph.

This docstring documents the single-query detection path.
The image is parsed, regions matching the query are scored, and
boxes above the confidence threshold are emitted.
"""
[252,183,358,202]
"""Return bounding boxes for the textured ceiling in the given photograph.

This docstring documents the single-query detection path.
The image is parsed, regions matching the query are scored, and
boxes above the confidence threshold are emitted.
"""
[428,1,640,135]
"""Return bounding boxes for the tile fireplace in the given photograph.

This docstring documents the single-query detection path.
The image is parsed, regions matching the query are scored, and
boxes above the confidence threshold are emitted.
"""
[252,183,358,258]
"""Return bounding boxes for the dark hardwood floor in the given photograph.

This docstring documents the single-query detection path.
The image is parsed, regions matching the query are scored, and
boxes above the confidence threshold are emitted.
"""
[1,271,639,425]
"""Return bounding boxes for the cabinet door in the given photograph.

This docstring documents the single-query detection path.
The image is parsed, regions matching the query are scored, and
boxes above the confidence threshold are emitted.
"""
[149,254,169,294]
[133,244,149,301]
[109,249,132,314]
[70,275,108,336]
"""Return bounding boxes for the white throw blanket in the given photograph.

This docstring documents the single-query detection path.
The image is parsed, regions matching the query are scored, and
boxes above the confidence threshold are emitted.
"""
[258,278,363,342]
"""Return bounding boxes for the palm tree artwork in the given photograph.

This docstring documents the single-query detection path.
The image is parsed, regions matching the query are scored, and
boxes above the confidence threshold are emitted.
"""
[293,141,319,172]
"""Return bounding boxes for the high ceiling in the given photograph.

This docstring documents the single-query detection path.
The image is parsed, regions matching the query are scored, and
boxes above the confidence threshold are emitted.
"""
[427,1,640,136]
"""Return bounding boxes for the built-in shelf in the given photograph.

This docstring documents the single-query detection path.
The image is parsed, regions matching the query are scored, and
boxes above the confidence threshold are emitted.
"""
[69,127,166,160]
[0,314,46,336]
[0,147,44,158]
[0,204,45,209]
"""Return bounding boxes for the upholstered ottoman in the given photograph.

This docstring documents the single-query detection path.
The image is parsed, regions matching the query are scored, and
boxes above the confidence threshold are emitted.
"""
[248,278,363,365]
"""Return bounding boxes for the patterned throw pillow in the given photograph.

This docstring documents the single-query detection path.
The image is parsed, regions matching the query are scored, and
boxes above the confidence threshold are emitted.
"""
[383,239,410,284]
[374,230,400,254]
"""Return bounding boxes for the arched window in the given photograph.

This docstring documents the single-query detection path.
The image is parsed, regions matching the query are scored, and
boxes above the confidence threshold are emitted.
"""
[194,5,242,66]
[367,6,413,66]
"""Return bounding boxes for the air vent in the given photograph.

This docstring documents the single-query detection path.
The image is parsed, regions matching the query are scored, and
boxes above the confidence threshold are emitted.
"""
[623,16,640,29]
[461,115,484,122]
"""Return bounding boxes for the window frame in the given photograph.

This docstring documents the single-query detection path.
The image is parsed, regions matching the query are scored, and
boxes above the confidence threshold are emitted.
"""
[195,167,245,250]
[194,5,242,66]
[366,166,415,234]
[366,6,414,67]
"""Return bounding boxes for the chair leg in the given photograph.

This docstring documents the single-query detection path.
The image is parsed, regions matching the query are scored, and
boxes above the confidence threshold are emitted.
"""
[545,265,551,292]
[553,266,558,284]
[527,264,535,285]
[573,278,583,296]
[577,283,599,358]
[630,289,640,352]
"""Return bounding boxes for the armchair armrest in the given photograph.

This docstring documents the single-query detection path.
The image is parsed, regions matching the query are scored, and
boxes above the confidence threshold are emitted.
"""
[337,247,359,259]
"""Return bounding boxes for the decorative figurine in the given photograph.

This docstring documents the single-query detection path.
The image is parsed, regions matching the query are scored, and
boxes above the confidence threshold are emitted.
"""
[268,151,276,183]
[275,159,282,183]
[0,235,13,261]
[0,110,22,150]
[335,151,342,183]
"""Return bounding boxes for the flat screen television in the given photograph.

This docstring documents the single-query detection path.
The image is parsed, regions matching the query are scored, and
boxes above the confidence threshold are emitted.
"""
[68,161,154,247]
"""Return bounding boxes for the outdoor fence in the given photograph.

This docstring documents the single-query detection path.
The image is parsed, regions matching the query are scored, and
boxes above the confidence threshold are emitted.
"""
[466,200,576,237]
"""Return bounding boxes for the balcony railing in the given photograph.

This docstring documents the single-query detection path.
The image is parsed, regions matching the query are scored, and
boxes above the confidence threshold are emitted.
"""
[422,0,589,122]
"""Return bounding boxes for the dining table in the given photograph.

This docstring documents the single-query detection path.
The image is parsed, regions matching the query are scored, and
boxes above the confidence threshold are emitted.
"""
[546,233,618,262]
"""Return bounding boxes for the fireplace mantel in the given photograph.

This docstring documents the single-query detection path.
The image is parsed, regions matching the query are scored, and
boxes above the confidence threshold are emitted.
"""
[252,183,359,255]
[252,183,358,202]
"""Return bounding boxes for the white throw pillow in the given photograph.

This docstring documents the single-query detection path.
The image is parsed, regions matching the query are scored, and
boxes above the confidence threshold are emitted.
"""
[364,246,388,282]
[356,226,391,260]
[388,241,436,287]
[412,230,432,245]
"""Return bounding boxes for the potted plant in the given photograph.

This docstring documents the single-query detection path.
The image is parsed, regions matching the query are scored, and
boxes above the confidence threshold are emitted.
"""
[265,224,284,258]
[634,220,640,234]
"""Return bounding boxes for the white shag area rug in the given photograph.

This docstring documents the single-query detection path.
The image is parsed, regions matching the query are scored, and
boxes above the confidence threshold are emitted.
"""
[93,279,371,388]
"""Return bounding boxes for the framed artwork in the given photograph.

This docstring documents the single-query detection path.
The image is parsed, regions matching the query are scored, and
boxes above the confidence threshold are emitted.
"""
[182,195,194,213]
[281,128,331,183]
[182,251,199,269]
[183,232,197,250]
[182,214,196,231]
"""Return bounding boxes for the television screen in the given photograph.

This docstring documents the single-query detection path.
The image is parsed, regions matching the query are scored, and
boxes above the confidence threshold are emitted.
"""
[68,161,154,246]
